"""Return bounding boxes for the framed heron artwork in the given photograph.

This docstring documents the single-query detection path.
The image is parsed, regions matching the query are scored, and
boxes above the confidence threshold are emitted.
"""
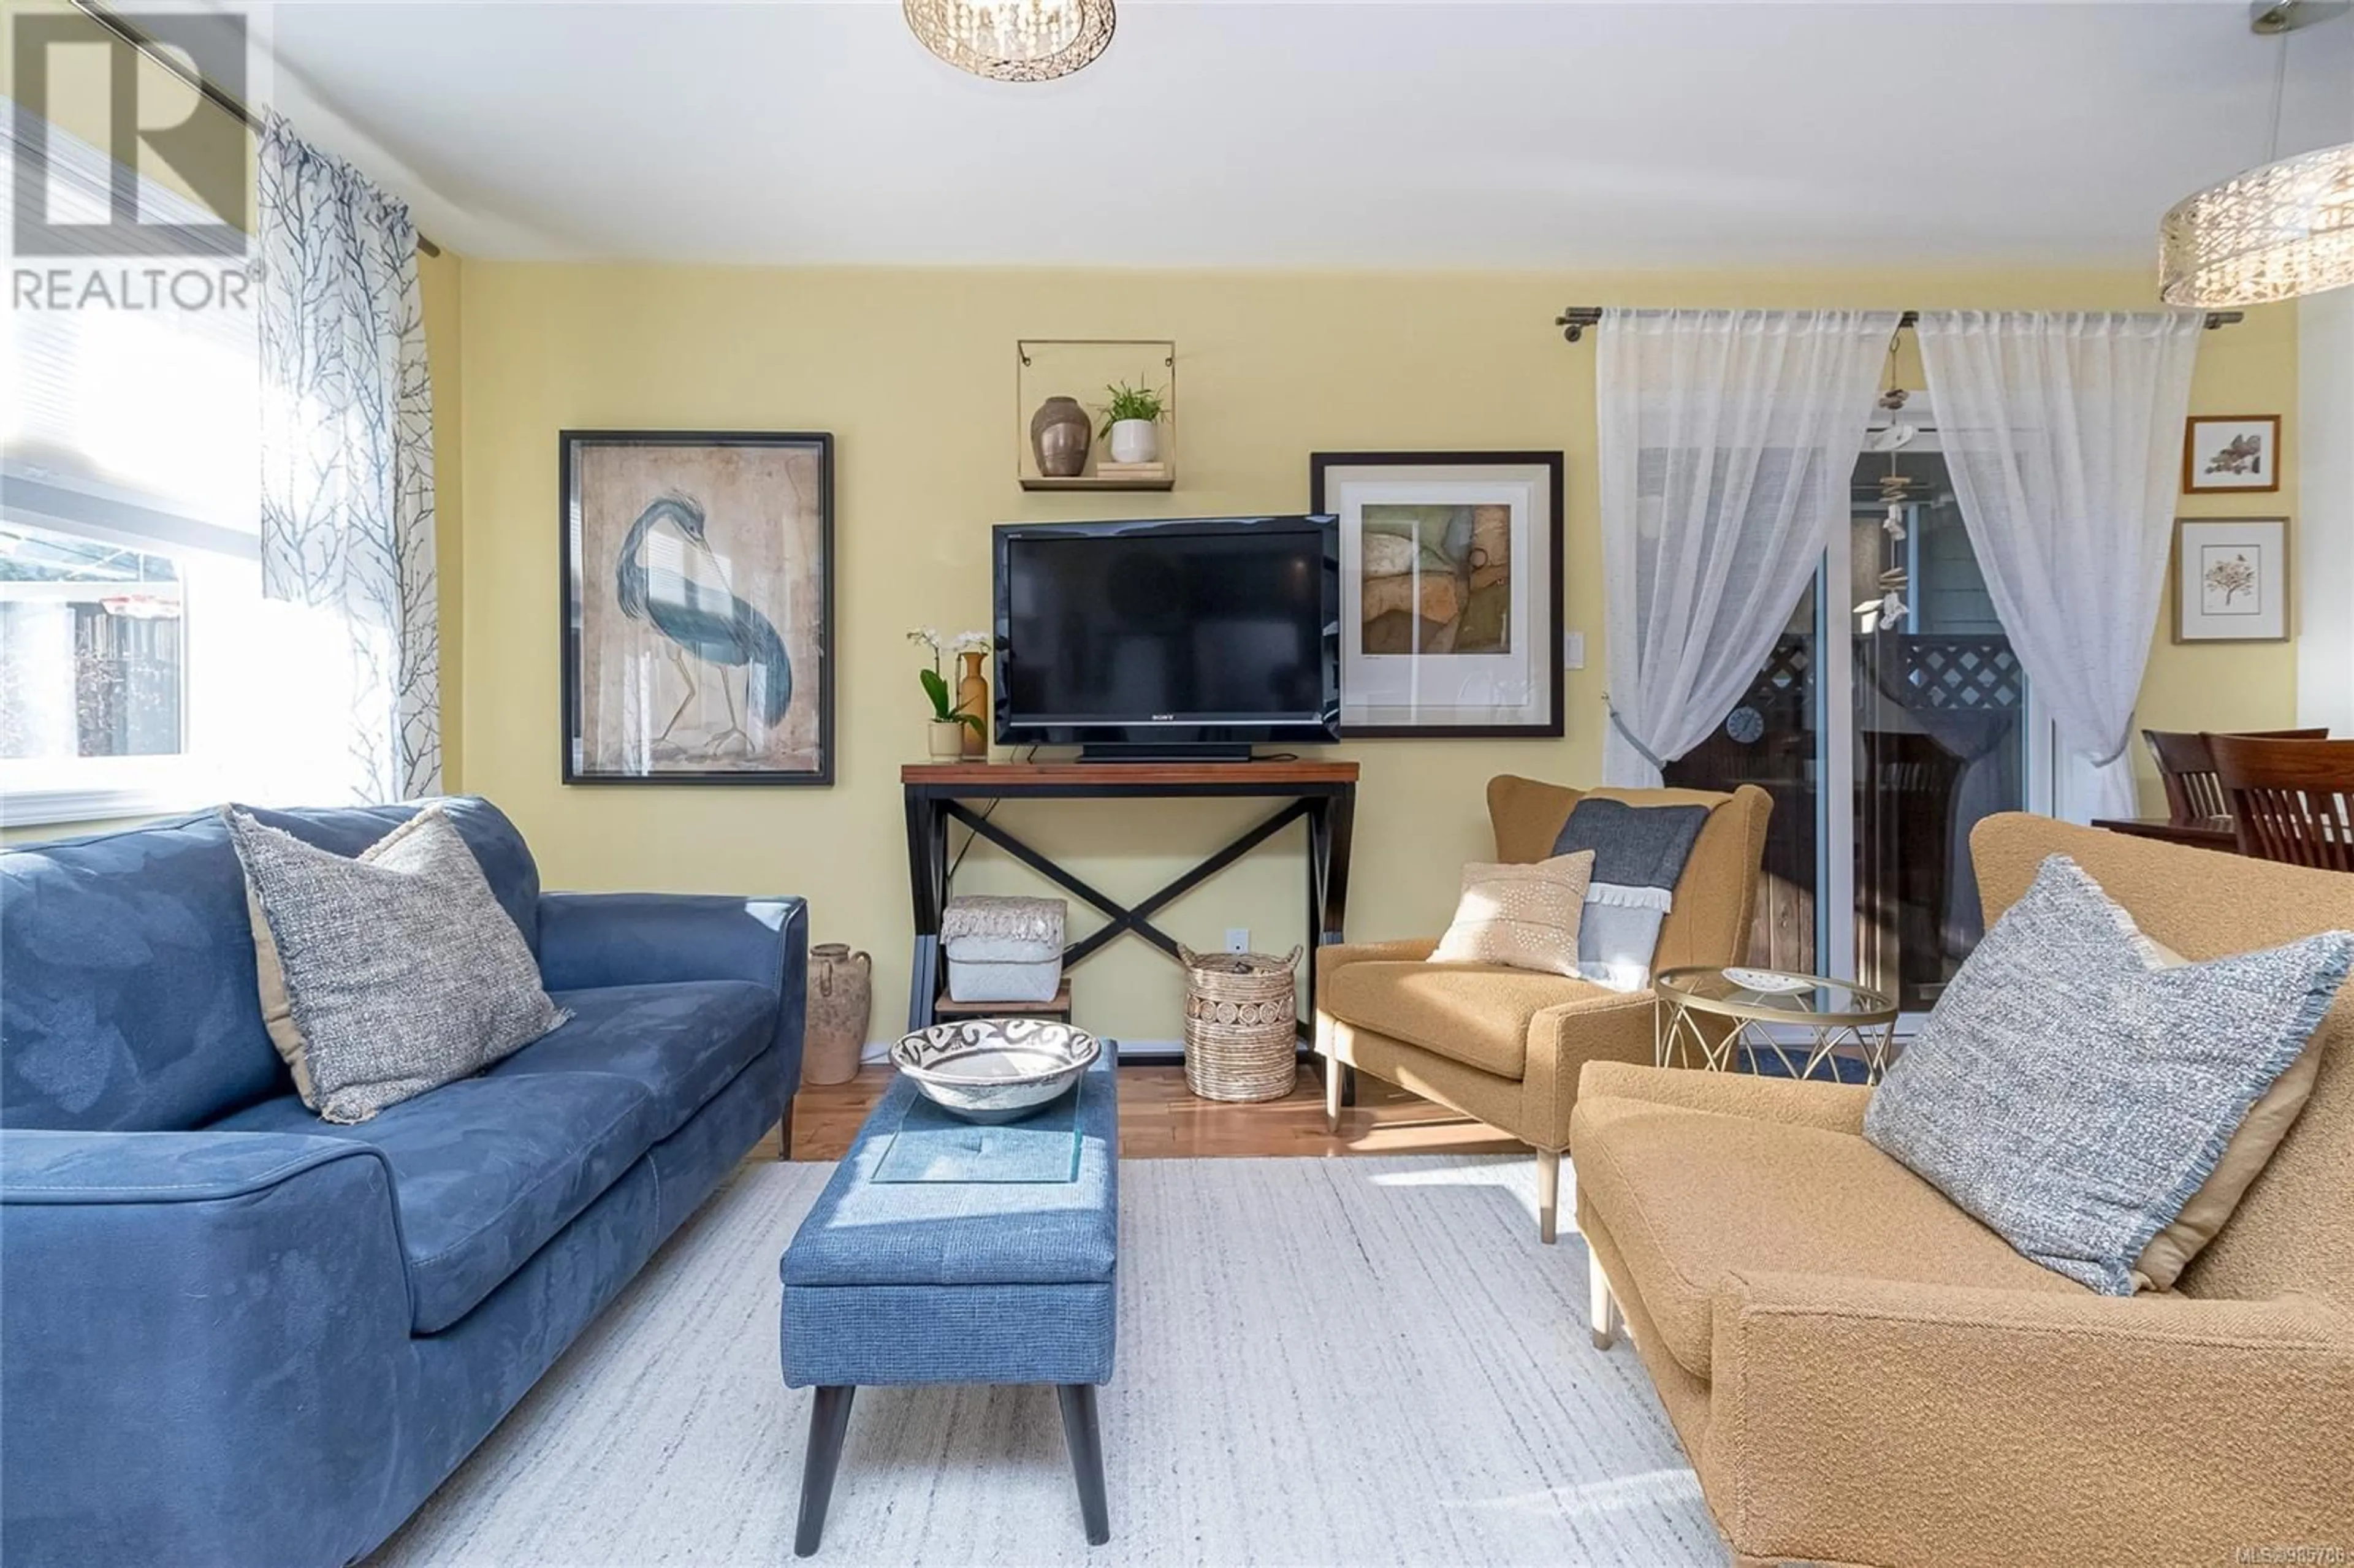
[560,430,834,785]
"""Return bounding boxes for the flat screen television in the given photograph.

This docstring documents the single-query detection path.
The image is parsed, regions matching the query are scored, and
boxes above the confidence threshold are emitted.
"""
[993,515,1339,760]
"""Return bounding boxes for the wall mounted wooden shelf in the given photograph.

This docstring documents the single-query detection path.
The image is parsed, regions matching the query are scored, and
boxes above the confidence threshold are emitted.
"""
[1016,338,1178,491]
[1018,474,1178,493]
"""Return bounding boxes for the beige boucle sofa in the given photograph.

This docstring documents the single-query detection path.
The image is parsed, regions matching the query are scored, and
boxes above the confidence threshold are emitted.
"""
[1573,813,2354,1566]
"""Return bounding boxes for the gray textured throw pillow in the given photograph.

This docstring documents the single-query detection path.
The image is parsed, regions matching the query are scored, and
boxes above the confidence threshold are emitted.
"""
[225,804,566,1124]
[1864,854,2352,1295]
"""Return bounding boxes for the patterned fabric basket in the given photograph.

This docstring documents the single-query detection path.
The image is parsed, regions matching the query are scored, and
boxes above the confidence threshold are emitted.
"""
[1176,943,1303,1103]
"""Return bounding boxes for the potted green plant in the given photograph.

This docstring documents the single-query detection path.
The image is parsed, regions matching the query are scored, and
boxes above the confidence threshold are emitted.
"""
[1099,381,1165,465]
[907,628,984,759]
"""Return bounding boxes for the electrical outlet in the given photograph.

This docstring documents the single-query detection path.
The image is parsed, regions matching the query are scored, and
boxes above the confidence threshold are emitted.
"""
[1563,630,1586,670]
[1225,927,1250,954]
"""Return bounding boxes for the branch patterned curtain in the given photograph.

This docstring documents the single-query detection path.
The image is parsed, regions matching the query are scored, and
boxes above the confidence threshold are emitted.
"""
[257,112,440,802]
[1913,311,2202,823]
[1597,308,1902,786]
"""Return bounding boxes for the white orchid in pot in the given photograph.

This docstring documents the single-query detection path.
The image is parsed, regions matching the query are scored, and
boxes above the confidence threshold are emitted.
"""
[908,628,991,760]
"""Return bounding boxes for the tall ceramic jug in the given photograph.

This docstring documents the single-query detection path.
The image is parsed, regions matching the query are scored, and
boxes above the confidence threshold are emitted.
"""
[803,943,872,1086]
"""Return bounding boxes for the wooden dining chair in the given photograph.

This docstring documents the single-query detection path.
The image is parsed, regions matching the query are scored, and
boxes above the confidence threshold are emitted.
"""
[2208,734,2354,871]
[2142,728,2329,825]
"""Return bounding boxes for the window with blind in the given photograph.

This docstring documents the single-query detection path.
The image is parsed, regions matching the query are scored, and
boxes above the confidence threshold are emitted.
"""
[2,112,265,824]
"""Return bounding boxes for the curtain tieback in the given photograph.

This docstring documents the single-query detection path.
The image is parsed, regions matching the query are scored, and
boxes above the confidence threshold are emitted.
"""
[1604,698,1671,775]
[2087,710,2138,770]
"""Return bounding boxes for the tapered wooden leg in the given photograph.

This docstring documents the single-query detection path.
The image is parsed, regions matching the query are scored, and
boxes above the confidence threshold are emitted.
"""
[1536,1147,1560,1244]
[1590,1259,1620,1350]
[794,1385,855,1556]
[777,1101,795,1162]
[1056,1383,1111,1546]
[1322,1055,1344,1135]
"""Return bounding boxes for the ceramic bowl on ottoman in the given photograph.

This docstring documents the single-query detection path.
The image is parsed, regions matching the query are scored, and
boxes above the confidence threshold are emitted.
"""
[891,1018,1102,1124]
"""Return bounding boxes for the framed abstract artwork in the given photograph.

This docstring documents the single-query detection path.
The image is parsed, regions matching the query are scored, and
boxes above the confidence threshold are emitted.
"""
[1309,451,1564,737]
[2173,516,2288,644]
[2182,414,2282,493]
[560,430,834,785]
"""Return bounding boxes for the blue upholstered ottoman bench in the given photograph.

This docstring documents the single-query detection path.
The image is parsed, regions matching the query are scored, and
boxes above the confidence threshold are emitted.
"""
[779,1043,1118,1555]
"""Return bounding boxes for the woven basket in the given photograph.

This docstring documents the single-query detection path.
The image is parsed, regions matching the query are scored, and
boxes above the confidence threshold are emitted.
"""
[1177,943,1303,1103]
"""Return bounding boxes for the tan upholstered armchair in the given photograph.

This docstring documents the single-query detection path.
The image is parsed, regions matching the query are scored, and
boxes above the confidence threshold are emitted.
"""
[1572,815,2354,1564]
[1314,776,1771,1242]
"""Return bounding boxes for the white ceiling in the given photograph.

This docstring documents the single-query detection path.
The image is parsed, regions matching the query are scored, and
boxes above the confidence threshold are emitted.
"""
[261,1,2354,268]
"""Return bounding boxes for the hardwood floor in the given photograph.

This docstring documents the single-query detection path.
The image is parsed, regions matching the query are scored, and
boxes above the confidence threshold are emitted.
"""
[752,1063,1523,1162]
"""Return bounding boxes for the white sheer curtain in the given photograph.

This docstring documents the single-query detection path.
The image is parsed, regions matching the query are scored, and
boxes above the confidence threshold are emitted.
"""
[257,112,440,802]
[1598,308,1902,786]
[1914,311,2203,823]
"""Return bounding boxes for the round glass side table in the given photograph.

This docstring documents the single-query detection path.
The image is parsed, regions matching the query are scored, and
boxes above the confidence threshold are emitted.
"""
[1652,965,1900,1084]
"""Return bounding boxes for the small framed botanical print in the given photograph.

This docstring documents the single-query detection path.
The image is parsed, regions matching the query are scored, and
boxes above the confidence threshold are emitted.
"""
[2182,414,2282,493]
[1309,451,1564,737]
[2174,517,2288,643]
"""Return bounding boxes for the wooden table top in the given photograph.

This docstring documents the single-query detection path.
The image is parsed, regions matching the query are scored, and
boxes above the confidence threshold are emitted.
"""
[903,760,1359,787]
[2090,815,2239,851]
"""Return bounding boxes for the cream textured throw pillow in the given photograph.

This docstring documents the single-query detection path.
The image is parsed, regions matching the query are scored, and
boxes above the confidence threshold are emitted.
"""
[1428,851,1595,977]
[225,804,567,1124]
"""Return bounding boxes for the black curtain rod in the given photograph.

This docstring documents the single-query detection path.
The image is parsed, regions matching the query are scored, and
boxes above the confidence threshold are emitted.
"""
[1553,305,2244,343]
[69,0,444,259]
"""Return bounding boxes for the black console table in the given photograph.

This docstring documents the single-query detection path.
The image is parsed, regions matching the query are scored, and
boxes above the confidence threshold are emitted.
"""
[901,762,1358,1058]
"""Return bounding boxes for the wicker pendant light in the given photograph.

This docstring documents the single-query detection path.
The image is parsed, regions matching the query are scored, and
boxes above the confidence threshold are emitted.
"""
[902,0,1115,82]
[2158,2,2354,306]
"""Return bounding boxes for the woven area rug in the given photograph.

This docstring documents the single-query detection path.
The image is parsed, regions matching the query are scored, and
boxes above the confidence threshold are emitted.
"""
[370,1156,1721,1567]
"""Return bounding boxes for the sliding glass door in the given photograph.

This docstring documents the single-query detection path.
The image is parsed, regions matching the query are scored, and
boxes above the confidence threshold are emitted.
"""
[1663,582,1823,974]
[1665,441,2051,1016]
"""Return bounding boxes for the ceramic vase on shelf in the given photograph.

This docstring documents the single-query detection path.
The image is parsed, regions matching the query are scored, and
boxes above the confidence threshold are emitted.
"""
[802,944,871,1087]
[1108,417,1160,465]
[955,651,989,759]
[1030,395,1091,478]
[926,719,965,760]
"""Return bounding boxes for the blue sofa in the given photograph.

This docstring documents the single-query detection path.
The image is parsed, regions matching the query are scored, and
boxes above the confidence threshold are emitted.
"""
[0,798,807,1567]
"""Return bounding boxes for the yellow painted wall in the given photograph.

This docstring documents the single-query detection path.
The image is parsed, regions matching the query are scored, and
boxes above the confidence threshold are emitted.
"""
[452,263,2299,1044]
[2149,311,2306,756]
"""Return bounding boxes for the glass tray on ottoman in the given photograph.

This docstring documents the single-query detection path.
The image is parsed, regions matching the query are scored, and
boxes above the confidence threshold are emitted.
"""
[874,1087,1082,1184]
